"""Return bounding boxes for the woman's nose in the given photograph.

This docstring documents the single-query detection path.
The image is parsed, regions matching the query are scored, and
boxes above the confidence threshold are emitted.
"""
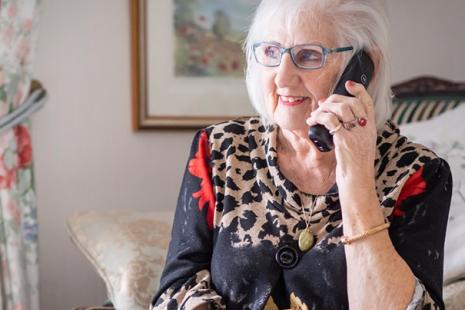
[275,53,300,88]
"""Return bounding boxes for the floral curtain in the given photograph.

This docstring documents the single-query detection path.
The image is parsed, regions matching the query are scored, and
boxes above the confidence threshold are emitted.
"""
[0,0,41,309]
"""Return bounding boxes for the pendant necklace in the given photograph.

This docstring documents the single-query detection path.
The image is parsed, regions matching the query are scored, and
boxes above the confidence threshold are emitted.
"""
[298,196,317,252]
[276,128,334,252]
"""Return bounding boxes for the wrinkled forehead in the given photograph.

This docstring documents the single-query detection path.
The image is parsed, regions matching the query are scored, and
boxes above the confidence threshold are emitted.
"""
[254,5,337,47]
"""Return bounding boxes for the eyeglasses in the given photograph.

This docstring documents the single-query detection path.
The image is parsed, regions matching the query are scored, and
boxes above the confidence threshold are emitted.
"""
[252,42,354,70]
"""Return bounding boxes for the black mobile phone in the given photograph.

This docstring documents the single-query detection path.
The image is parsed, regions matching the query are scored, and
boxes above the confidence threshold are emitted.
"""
[308,50,375,152]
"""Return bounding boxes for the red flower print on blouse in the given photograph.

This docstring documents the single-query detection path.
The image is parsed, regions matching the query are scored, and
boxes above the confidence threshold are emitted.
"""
[188,131,215,230]
[393,166,427,217]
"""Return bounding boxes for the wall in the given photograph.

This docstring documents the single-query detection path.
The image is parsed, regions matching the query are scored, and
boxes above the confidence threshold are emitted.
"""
[32,0,465,309]
[33,1,192,309]
[386,0,465,82]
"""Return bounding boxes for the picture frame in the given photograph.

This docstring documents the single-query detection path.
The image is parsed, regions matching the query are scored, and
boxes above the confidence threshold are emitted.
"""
[131,0,259,130]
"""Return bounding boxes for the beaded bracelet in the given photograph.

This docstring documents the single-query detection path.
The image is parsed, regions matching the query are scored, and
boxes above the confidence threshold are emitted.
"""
[340,222,391,245]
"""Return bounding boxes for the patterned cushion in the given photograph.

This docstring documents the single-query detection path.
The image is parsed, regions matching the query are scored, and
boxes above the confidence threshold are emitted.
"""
[66,210,173,310]
[391,97,464,125]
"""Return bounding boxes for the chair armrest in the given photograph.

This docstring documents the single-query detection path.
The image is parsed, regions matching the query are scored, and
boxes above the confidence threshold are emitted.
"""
[66,210,174,310]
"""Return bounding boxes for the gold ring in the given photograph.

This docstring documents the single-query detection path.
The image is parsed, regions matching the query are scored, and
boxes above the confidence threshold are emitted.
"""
[329,123,343,135]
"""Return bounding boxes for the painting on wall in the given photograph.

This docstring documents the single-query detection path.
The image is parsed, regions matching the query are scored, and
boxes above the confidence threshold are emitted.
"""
[174,0,253,78]
[131,0,260,130]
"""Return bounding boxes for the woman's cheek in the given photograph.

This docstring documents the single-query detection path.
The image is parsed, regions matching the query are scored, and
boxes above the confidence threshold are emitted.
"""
[262,72,278,115]
[265,93,277,120]
[263,72,276,94]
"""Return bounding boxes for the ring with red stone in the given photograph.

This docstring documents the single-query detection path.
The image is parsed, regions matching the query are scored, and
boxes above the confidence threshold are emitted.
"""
[357,117,368,127]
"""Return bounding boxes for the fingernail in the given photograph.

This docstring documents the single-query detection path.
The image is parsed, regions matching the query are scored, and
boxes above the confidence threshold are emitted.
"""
[347,80,354,86]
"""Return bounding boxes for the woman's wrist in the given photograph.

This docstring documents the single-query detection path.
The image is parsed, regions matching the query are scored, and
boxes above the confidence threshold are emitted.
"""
[337,173,377,198]
[339,184,385,235]
[342,210,386,235]
[336,163,375,183]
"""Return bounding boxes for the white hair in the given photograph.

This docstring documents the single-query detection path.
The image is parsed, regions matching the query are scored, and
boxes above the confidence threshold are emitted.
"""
[244,0,392,130]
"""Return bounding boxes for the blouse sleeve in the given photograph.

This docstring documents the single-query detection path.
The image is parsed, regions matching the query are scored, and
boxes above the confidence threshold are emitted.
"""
[151,130,225,310]
[405,278,428,309]
[389,158,452,310]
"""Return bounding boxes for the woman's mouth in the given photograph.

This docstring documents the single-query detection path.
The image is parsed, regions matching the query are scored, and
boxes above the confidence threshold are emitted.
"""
[279,95,308,107]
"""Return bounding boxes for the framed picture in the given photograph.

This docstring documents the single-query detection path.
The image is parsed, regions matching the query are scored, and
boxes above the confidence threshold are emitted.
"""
[131,0,260,130]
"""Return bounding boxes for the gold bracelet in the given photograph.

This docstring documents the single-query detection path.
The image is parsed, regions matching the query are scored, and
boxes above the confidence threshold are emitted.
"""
[340,222,390,245]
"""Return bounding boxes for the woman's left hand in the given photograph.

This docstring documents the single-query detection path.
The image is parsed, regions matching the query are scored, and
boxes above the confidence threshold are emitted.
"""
[306,80,378,186]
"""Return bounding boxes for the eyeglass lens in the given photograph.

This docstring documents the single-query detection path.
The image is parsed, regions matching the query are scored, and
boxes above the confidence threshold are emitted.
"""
[292,45,324,68]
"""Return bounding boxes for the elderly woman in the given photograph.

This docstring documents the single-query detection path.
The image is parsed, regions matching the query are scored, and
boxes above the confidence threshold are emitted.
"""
[151,1,452,309]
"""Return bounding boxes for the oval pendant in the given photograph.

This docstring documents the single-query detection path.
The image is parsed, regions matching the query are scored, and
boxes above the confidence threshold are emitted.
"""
[298,229,315,252]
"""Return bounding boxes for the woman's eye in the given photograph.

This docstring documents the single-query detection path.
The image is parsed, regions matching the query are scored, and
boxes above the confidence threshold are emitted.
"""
[297,49,322,63]
[264,46,279,58]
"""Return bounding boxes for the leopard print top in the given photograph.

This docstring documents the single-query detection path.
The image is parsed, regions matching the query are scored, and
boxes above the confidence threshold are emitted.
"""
[152,117,452,310]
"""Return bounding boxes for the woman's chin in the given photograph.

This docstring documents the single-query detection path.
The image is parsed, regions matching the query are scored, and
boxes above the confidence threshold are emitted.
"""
[275,118,309,132]
[273,112,310,131]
